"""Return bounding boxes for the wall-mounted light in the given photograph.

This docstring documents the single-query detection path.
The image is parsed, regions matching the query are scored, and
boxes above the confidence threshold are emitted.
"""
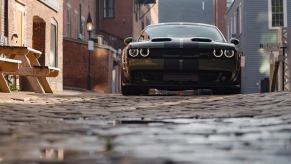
[86,13,93,33]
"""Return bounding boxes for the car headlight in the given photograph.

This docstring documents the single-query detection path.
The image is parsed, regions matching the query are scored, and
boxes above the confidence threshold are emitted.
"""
[140,48,150,57]
[128,49,139,57]
[213,49,223,58]
[224,50,235,58]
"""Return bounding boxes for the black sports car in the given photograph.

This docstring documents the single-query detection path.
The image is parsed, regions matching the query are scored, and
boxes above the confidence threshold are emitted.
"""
[121,23,241,95]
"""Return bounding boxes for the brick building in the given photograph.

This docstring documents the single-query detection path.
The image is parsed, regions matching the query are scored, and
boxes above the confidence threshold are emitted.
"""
[214,0,227,35]
[63,0,120,93]
[0,0,2,37]
[96,0,159,49]
[0,0,63,92]
[63,0,159,93]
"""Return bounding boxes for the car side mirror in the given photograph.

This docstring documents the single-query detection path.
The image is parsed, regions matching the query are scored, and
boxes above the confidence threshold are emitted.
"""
[124,37,133,45]
[230,38,240,45]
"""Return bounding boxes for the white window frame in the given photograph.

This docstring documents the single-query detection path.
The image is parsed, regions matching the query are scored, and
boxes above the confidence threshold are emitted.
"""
[50,18,58,67]
[38,0,59,11]
[233,14,237,34]
[230,17,233,38]
[227,22,230,41]
[66,7,71,37]
[74,10,79,39]
[239,3,242,34]
[268,0,288,29]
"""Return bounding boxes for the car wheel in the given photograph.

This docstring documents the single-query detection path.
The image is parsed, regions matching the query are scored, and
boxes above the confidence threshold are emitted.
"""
[121,86,148,96]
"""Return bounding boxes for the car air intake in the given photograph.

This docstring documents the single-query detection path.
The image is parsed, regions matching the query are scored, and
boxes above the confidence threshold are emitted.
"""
[191,37,212,42]
[151,38,172,42]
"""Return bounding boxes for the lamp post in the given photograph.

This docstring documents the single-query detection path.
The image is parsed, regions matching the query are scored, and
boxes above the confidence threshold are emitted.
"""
[86,12,93,90]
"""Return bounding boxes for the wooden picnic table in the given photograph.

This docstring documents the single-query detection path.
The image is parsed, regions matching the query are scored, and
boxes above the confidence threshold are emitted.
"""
[0,46,60,93]
[0,57,22,92]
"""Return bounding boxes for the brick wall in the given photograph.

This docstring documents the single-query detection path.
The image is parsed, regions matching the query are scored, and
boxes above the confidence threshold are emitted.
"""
[63,38,115,93]
[214,0,227,36]
[0,0,2,35]
[6,0,63,91]
[133,1,159,39]
[63,0,96,41]
[99,0,133,39]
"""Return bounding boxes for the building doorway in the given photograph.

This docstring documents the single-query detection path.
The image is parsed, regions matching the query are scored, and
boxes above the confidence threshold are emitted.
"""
[21,16,46,91]
[33,16,46,65]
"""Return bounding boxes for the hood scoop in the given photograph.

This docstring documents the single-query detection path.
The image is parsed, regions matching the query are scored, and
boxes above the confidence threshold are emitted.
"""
[151,37,172,42]
[191,37,212,42]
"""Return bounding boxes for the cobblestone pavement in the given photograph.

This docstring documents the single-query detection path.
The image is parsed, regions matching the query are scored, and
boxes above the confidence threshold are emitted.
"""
[0,91,291,164]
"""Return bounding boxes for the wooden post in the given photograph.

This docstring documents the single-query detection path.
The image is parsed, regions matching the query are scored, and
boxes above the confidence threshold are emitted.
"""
[287,27,291,90]
[269,51,280,92]
[277,28,283,91]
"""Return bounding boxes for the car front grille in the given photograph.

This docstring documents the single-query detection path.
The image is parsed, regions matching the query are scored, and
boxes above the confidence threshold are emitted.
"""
[131,71,232,83]
[149,48,213,59]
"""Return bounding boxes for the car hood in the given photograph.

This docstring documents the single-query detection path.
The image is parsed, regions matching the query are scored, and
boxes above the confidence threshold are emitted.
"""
[129,37,236,50]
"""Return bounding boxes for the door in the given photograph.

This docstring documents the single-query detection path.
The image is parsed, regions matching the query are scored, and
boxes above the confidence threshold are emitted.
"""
[15,2,25,46]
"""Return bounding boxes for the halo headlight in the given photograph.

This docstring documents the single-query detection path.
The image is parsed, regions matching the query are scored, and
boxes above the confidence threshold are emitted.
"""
[140,48,150,57]
[128,49,139,57]
[224,50,235,58]
[213,49,223,58]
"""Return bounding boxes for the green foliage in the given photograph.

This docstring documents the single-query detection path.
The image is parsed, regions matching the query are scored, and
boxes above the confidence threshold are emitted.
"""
[5,75,19,91]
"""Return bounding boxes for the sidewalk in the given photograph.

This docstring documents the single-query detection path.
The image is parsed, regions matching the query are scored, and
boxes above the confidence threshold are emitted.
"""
[0,90,86,102]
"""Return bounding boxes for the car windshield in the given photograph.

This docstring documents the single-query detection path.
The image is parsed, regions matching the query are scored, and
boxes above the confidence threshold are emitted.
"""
[139,25,225,42]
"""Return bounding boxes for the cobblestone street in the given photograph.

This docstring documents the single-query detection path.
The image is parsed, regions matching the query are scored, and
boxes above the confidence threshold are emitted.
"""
[0,91,291,164]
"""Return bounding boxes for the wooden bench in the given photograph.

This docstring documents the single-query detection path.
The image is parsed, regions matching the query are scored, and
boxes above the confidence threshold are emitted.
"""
[0,57,22,92]
[0,46,60,93]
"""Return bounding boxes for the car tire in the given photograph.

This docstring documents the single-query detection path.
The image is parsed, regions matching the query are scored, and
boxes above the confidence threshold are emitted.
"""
[121,85,148,96]
[212,86,241,95]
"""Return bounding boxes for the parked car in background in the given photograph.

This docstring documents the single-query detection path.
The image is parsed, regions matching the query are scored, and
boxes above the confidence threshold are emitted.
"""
[121,22,241,95]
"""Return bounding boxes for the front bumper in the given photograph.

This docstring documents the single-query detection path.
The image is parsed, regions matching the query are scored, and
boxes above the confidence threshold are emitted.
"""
[123,58,240,86]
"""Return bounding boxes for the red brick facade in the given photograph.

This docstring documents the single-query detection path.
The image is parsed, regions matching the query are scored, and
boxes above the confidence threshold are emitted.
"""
[0,0,63,92]
[0,0,2,35]
[63,0,120,93]
[63,0,158,93]
[214,0,227,36]
[96,0,159,50]
[63,39,117,93]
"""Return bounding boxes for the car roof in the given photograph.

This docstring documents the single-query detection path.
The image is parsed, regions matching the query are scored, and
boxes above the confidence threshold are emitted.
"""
[146,22,217,28]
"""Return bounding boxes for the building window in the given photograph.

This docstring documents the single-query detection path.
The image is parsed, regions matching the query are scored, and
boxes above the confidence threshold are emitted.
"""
[268,0,287,28]
[50,20,58,67]
[80,18,85,40]
[38,0,59,11]
[236,8,240,35]
[233,14,237,34]
[75,12,78,39]
[238,3,242,34]
[79,3,83,34]
[230,17,233,37]
[104,0,115,18]
[227,23,230,41]
[66,8,71,37]
[4,0,8,37]
[227,0,234,8]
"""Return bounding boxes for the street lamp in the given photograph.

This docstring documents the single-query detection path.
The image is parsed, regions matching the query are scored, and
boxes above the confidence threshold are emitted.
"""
[86,12,93,90]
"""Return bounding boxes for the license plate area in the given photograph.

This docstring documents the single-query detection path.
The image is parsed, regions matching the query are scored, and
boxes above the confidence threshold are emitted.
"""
[163,73,198,82]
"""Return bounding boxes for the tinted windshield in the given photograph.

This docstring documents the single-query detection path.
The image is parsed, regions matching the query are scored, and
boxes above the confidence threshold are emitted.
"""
[139,25,225,42]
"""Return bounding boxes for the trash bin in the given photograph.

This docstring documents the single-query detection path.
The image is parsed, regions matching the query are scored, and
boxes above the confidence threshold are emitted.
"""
[259,78,269,93]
